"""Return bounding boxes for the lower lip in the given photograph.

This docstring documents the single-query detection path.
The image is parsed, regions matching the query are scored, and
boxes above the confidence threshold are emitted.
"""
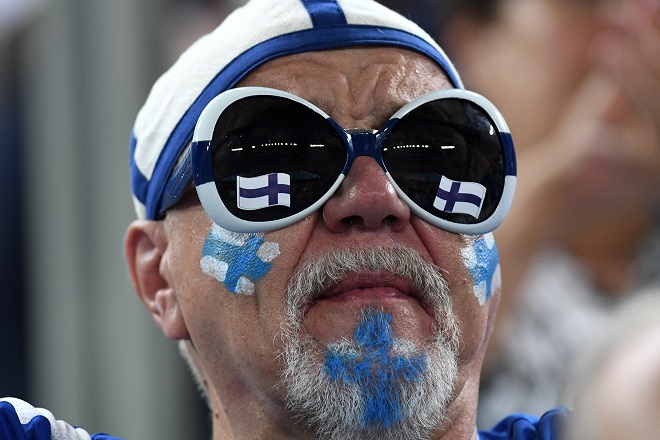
[308,288,433,316]
[302,288,434,343]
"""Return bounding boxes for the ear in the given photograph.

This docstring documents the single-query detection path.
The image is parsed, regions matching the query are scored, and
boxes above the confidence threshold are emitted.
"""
[125,220,190,340]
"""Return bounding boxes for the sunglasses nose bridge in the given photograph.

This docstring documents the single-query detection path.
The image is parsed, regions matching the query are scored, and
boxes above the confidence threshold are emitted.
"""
[347,129,379,159]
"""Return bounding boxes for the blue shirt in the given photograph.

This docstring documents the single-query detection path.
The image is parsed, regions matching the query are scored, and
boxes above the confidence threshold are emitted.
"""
[0,399,122,440]
[1,398,566,439]
[479,407,567,440]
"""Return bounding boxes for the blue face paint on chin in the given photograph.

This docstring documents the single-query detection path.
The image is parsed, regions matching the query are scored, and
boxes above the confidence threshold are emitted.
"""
[200,224,280,295]
[461,233,500,305]
[324,309,428,429]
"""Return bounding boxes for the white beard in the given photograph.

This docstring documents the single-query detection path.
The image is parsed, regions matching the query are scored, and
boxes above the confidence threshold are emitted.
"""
[278,245,460,440]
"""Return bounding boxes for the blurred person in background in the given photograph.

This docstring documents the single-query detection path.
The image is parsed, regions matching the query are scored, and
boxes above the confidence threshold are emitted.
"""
[425,0,660,427]
[563,289,660,440]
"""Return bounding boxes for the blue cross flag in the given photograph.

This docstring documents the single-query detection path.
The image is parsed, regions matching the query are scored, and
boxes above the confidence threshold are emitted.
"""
[200,227,275,295]
[237,173,290,210]
[463,234,500,305]
[324,309,428,429]
[433,175,486,219]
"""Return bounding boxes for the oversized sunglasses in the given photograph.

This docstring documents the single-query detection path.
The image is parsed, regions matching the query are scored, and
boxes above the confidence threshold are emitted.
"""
[178,86,515,234]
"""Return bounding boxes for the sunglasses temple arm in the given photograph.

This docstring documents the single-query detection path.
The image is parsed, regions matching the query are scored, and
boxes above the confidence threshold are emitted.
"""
[159,146,194,216]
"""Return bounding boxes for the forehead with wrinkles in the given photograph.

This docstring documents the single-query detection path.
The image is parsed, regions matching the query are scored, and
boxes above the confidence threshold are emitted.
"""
[237,47,453,129]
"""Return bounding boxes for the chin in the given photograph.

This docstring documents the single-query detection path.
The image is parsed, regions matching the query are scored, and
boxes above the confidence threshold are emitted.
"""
[278,308,459,440]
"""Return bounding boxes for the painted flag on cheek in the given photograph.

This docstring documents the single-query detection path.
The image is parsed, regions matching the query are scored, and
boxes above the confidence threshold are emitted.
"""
[237,173,291,210]
[433,175,486,219]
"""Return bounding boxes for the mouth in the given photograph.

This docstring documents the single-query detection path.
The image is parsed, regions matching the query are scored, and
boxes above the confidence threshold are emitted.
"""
[299,271,437,344]
[303,271,435,319]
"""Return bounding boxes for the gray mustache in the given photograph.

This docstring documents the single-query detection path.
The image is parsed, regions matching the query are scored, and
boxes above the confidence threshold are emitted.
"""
[285,245,454,335]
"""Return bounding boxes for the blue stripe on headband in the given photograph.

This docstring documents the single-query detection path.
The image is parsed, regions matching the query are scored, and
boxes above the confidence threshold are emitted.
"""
[129,131,149,207]
[301,0,347,27]
[135,25,462,219]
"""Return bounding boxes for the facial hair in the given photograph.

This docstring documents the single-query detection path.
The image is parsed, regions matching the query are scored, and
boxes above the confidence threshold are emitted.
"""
[278,245,460,440]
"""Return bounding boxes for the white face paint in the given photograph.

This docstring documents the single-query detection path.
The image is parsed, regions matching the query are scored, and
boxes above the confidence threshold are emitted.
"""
[200,223,280,295]
[460,233,500,305]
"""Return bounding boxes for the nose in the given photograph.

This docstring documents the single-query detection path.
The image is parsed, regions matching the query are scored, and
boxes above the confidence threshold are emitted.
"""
[322,156,411,232]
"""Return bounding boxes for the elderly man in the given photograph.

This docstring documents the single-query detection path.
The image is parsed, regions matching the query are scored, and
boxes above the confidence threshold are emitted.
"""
[0,0,565,438]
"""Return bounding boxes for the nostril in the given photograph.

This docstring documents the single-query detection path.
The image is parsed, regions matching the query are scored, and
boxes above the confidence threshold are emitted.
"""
[384,215,396,226]
[342,216,361,227]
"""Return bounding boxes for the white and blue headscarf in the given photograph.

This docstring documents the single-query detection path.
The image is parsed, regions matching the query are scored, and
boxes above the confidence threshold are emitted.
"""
[129,0,463,220]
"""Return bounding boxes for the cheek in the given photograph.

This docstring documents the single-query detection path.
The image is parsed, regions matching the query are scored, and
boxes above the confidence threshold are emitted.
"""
[200,223,281,295]
[460,233,500,306]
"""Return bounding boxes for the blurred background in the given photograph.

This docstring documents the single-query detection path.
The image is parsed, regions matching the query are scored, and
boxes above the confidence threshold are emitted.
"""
[1,0,659,438]
[0,0,244,438]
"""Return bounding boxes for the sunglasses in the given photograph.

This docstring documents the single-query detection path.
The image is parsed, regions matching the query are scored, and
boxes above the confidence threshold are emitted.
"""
[180,86,516,234]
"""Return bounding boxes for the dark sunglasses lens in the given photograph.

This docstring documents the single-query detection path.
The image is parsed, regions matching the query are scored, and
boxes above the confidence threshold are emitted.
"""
[210,96,347,222]
[382,98,505,224]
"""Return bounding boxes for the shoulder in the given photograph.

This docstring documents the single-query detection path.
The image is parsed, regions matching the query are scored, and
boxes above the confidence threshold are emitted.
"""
[478,407,568,440]
[0,398,123,440]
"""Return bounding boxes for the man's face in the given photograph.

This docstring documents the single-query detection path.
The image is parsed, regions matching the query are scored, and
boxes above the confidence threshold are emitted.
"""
[161,47,499,437]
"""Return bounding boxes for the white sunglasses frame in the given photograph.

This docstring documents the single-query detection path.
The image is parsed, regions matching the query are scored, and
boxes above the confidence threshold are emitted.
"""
[191,86,516,234]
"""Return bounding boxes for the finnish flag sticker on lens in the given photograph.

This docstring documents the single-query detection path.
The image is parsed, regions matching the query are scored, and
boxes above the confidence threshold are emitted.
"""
[433,175,487,219]
[237,173,291,210]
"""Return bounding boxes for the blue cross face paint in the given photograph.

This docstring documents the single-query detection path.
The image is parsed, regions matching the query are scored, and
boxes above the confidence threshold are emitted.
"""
[461,233,500,305]
[279,247,461,438]
[200,223,280,295]
[324,309,428,429]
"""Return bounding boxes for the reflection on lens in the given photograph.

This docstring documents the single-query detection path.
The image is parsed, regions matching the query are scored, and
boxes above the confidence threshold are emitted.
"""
[211,96,346,221]
[383,99,505,224]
